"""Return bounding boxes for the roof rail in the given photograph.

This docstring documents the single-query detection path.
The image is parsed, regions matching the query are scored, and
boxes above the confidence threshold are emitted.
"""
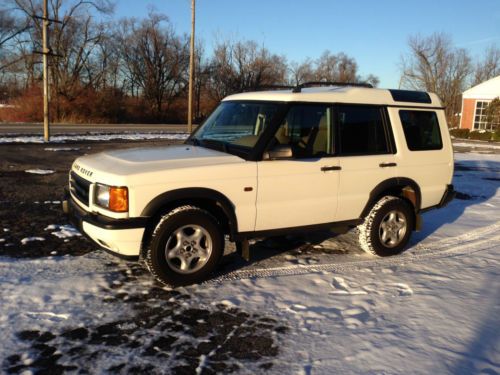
[243,84,295,92]
[292,81,373,93]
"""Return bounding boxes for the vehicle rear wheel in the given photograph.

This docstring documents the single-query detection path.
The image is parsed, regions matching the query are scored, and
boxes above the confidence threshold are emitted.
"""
[145,205,224,286]
[358,196,414,256]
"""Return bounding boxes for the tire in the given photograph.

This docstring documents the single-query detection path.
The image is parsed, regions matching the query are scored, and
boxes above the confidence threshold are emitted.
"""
[144,205,224,286]
[358,196,414,256]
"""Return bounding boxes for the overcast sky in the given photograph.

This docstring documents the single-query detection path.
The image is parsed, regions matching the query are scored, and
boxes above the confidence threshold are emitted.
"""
[109,0,500,88]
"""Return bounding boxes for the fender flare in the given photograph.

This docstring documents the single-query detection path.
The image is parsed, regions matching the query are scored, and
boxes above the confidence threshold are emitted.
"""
[140,188,239,236]
[360,177,422,218]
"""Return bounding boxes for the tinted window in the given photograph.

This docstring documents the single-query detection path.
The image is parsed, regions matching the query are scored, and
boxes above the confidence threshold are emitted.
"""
[400,110,442,151]
[337,105,389,155]
[273,104,332,158]
[389,89,432,104]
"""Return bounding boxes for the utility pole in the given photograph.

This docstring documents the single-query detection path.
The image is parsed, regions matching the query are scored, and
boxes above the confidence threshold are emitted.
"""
[33,0,61,141]
[187,0,195,134]
[42,0,50,142]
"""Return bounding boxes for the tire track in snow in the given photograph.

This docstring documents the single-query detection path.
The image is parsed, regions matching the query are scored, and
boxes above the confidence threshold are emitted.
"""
[209,222,500,282]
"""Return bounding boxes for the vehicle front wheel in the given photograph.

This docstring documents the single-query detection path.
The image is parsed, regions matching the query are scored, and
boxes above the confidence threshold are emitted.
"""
[144,205,224,286]
[358,196,414,256]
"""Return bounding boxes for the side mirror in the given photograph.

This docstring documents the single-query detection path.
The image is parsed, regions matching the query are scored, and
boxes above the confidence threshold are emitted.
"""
[263,144,293,160]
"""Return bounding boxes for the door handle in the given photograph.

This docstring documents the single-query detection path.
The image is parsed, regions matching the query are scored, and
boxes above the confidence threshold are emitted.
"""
[321,166,342,172]
[379,162,397,168]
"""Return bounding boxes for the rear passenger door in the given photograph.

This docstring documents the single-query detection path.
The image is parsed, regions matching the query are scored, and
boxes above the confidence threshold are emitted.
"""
[335,104,397,221]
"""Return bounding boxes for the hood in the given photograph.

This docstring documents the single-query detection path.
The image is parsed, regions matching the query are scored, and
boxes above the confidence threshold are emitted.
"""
[72,145,244,182]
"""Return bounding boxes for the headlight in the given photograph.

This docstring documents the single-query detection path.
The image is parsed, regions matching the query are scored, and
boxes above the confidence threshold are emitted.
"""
[95,184,128,212]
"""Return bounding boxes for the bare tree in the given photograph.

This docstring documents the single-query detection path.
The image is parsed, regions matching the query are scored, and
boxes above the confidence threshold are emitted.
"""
[0,8,31,78]
[472,46,500,86]
[208,40,287,101]
[86,22,122,91]
[6,0,114,119]
[365,74,380,88]
[118,13,189,119]
[400,33,471,126]
[289,59,315,85]
[289,51,378,86]
[314,51,358,82]
[192,41,212,120]
[0,9,29,51]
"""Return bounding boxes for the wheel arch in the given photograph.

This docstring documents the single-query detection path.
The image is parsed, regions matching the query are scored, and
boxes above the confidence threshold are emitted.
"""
[360,177,422,219]
[140,188,238,255]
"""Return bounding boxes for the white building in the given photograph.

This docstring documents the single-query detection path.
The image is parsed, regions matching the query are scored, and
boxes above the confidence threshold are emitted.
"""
[460,75,500,130]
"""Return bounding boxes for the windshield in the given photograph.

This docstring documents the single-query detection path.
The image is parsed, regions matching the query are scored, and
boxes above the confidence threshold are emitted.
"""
[192,101,281,149]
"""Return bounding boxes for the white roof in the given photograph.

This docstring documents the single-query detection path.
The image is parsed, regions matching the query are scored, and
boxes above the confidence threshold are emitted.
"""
[224,86,442,107]
[463,75,500,100]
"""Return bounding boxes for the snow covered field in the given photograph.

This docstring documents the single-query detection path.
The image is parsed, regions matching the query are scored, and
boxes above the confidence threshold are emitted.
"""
[0,145,499,374]
[0,132,189,144]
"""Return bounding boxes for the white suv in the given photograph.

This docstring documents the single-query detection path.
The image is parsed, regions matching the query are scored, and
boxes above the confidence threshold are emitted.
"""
[64,83,455,285]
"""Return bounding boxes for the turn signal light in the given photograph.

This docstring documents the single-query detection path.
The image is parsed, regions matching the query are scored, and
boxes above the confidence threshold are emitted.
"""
[109,187,128,212]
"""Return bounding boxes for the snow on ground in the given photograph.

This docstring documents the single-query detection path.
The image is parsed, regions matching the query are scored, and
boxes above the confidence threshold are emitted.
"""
[20,237,45,245]
[0,132,189,143]
[202,239,499,374]
[44,147,81,152]
[24,169,55,175]
[0,151,499,374]
[44,224,81,239]
[453,142,500,149]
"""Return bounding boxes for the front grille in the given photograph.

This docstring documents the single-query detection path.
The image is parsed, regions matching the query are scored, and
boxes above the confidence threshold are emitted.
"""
[70,171,91,206]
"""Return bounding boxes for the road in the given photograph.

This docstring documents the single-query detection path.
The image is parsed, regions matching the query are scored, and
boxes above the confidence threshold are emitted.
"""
[0,123,194,134]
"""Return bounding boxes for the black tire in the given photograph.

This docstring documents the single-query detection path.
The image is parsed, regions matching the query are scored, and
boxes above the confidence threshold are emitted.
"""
[144,205,224,286]
[358,196,414,256]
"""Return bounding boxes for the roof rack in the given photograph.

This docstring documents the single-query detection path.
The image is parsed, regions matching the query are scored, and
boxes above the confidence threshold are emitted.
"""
[243,85,295,92]
[292,81,373,93]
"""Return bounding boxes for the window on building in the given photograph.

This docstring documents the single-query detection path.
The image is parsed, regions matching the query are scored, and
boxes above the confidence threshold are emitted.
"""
[474,100,492,130]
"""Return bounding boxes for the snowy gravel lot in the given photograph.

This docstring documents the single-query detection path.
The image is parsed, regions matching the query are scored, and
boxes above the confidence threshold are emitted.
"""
[0,135,499,374]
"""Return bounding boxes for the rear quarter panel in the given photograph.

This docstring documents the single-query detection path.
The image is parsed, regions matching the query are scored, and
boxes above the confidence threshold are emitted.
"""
[388,107,454,209]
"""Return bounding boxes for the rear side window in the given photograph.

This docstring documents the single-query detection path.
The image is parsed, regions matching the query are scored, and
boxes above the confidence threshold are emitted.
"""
[399,110,442,151]
[337,105,389,155]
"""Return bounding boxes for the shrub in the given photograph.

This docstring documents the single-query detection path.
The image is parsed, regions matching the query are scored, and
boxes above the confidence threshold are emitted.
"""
[449,128,470,139]
[492,129,500,142]
[1,85,43,122]
[469,130,493,141]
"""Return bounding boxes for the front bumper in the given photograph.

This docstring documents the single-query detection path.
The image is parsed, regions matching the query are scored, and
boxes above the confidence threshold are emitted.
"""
[63,193,147,258]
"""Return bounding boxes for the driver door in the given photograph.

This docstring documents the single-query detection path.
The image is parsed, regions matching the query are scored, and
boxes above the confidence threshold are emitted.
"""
[255,104,339,231]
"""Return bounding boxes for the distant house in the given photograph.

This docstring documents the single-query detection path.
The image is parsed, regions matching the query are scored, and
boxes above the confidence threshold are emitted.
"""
[460,75,500,130]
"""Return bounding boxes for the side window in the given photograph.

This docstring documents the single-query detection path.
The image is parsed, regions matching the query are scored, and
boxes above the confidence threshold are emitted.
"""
[274,104,332,158]
[337,105,389,155]
[399,110,442,151]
